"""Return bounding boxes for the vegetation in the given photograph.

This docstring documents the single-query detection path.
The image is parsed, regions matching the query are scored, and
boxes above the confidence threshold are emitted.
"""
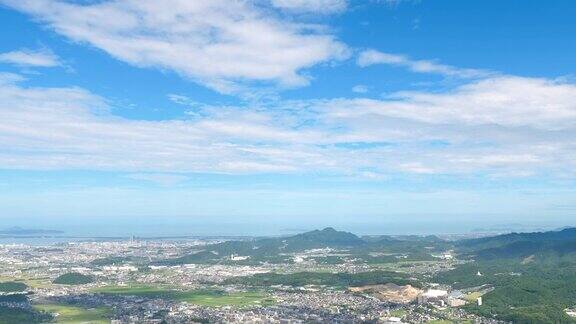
[34,304,110,324]
[226,270,419,288]
[156,250,220,265]
[93,285,197,298]
[93,286,274,307]
[53,272,94,285]
[90,256,130,266]
[157,227,448,265]
[289,227,366,247]
[459,228,576,261]
[0,306,52,324]
[0,294,53,323]
[157,227,368,265]
[390,309,407,317]
[0,275,51,289]
[0,294,29,303]
[0,281,28,292]
[356,252,438,264]
[436,227,576,323]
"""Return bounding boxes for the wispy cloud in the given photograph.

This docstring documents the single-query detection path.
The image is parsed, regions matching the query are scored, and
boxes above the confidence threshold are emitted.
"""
[2,0,348,93]
[0,48,60,67]
[0,72,26,84]
[125,173,190,186]
[270,0,347,14]
[325,76,576,129]
[1,72,576,178]
[376,0,416,7]
[357,49,492,78]
[352,85,369,93]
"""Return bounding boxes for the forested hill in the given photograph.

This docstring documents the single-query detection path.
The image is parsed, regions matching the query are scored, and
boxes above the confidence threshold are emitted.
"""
[157,227,368,265]
[282,227,366,247]
[457,227,576,261]
[460,227,576,249]
[439,227,576,323]
[209,227,365,255]
[155,227,450,266]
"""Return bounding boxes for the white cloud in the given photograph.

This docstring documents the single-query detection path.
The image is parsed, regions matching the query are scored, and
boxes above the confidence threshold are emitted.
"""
[2,0,348,93]
[322,76,576,130]
[0,48,60,67]
[381,0,417,7]
[0,72,26,84]
[357,49,492,78]
[0,76,328,174]
[1,73,576,178]
[352,84,369,93]
[271,0,347,14]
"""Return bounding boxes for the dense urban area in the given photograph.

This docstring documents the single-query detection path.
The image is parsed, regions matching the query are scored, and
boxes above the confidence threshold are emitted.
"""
[1,227,576,323]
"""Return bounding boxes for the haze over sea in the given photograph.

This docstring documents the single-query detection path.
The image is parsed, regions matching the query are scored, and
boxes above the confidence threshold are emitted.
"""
[1,216,571,242]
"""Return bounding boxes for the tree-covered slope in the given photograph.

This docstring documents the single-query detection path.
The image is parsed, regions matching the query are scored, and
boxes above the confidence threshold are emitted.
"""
[160,227,366,265]
[437,228,576,323]
[53,272,94,285]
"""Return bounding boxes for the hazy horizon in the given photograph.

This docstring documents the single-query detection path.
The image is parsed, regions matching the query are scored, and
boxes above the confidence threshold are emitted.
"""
[1,215,573,237]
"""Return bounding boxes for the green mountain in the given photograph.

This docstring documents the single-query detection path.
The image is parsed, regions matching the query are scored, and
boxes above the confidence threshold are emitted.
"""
[216,227,364,253]
[281,227,366,248]
[53,272,94,285]
[160,227,365,265]
[437,228,576,323]
[458,227,576,261]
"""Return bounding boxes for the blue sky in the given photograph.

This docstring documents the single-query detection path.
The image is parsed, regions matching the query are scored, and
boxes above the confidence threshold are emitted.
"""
[0,0,575,234]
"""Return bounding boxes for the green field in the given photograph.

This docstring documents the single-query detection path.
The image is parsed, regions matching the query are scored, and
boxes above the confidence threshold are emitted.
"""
[389,309,407,317]
[34,304,110,324]
[464,291,483,302]
[93,285,274,307]
[0,275,52,289]
[180,291,274,307]
[92,285,173,297]
[429,320,473,324]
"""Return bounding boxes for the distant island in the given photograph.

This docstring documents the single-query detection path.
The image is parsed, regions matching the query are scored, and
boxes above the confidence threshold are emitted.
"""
[0,226,64,235]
